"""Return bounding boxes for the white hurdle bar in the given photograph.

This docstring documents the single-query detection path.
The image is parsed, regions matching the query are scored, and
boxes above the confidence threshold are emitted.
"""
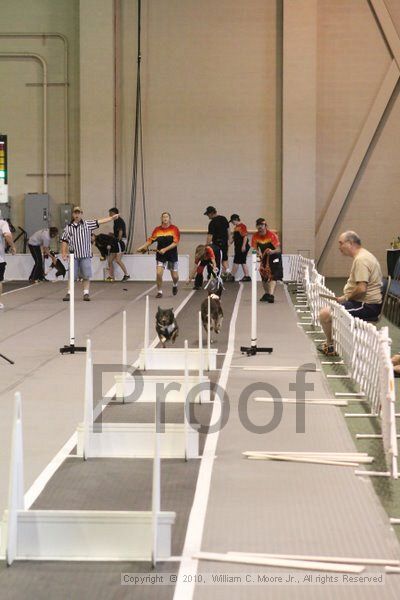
[184,339,190,460]
[251,251,257,350]
[5,392,24,565]
[83,339,93,460]
[69,253,75,346]
[1,393,176,563]
[151,397,161,567]
[137,303,217,370]
[78,340,200,459]
[143,295,150,370]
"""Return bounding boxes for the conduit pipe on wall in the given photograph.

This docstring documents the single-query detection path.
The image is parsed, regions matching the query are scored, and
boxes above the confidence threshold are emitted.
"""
[0,52,48,194]
[0,33,69,201]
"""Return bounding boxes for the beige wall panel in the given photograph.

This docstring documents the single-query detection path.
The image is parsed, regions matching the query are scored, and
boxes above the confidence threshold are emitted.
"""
[383,0,400,40]
[119,0,279,258]
[316,0,392,276]
[80,0,115,219]
[319,84,400,278]
[0,0,80,236]
[282,0,317,257]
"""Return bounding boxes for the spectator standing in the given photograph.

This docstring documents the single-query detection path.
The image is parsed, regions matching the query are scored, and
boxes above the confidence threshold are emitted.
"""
[28,226,58,282]
[0,219,16,309]
[106,207,130,282]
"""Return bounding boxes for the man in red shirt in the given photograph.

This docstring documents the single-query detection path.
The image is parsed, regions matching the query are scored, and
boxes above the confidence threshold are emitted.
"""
[251,218,283,303]
[137,212,180,298]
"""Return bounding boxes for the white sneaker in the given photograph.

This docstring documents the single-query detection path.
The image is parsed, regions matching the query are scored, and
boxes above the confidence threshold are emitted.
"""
[0,303,4,310]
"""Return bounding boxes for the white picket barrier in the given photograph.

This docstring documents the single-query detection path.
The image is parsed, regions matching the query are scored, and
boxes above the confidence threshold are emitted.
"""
[296,258,398,479]
[0,393,176,563]
[378,327,398,479]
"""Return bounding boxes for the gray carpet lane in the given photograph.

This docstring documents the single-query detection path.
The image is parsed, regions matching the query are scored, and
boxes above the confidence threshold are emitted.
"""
[0,560,179,600]
[0,282,189,518]
[0,285,241,600]
[194,282,400,599]
[31,456,199,557]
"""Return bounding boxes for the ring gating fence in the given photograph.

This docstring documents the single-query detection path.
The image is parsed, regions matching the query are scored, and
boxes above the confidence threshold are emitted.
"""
[285,254,398,479]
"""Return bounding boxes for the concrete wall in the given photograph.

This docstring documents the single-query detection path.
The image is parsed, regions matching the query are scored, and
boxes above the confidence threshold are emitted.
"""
[118,0,280,258]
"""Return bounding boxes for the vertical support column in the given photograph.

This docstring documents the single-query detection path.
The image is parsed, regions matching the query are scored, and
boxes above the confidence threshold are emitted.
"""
[198,311,203,377]
[83,339,93,460]
[207,295,211,370]
[122,310,127,403]
[151,394,161,567]
[184,339,189,460]
[80,0,115,214]
[282,0,317,257]
[6,392,25,565]
[69,253,75,346]
[144,295,149,369]
[251,252,257,349]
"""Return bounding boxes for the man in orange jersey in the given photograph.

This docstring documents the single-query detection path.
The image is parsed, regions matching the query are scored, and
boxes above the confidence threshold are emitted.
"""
[137,212,180,298]
[251,218,283,303]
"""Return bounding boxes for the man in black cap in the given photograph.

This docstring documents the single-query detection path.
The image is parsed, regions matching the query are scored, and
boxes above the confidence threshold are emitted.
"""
[204,206,232,280]
[229,214,251,281]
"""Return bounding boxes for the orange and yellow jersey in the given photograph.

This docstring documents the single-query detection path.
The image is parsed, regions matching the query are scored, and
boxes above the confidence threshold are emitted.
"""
[251,230,280,254]
[147,224,180,262]
[233,223,249,251]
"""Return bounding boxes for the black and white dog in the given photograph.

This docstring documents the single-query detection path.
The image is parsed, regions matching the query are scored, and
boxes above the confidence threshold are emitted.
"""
[155,306,179,348]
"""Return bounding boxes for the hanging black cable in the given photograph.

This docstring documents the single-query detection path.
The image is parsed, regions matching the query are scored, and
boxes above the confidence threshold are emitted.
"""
[126,0,147,252]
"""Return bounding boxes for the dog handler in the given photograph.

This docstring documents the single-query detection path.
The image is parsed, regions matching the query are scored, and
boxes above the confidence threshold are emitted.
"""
[137,212,180,299]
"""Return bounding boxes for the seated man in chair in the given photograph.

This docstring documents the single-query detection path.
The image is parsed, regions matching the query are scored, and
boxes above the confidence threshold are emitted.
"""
[318,231,382,356]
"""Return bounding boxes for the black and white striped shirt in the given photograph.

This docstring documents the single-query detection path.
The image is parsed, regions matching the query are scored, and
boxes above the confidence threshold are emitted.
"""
[61,220,98,259]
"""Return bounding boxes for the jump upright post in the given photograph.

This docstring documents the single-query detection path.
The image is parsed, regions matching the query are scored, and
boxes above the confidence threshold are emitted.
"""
[60,253,86,354]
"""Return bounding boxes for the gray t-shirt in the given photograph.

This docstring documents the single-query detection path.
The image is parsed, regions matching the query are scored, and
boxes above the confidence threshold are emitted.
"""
[28,228,51,248]
[0,219,11,262]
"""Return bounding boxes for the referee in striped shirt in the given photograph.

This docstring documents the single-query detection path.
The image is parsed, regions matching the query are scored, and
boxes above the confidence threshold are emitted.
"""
[61,206,119,301]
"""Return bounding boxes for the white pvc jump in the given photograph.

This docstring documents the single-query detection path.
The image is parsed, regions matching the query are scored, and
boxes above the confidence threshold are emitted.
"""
[0,391,176,564]
[77,337,200,459]
[139,295,218,370]
[114,373,211,404]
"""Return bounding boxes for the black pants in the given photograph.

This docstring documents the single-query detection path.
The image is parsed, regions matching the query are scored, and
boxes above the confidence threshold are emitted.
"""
[29,244,45,281]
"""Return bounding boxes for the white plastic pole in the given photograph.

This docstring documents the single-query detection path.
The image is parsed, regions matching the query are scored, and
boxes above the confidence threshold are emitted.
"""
[122,310,127,368]
[184,339,190,459]
[144,295,149,370]
[198,311,204,377]
[69,252,75,347]
[83,339,93,460]
[251,251,257,349]
[122,310,127,404]
[6,392,25,565]
[207,295,211,368]
[151,397,161,567]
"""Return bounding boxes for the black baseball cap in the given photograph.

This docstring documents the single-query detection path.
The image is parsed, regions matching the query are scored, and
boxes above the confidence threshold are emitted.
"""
[229,214,240,223]
[204,206,216,215]
[256,217,267,226]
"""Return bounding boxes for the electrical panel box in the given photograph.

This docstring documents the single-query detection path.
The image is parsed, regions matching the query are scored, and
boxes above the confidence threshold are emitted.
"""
[0,203,11,220]
[59,204,72,230]
[24,193,53,237]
